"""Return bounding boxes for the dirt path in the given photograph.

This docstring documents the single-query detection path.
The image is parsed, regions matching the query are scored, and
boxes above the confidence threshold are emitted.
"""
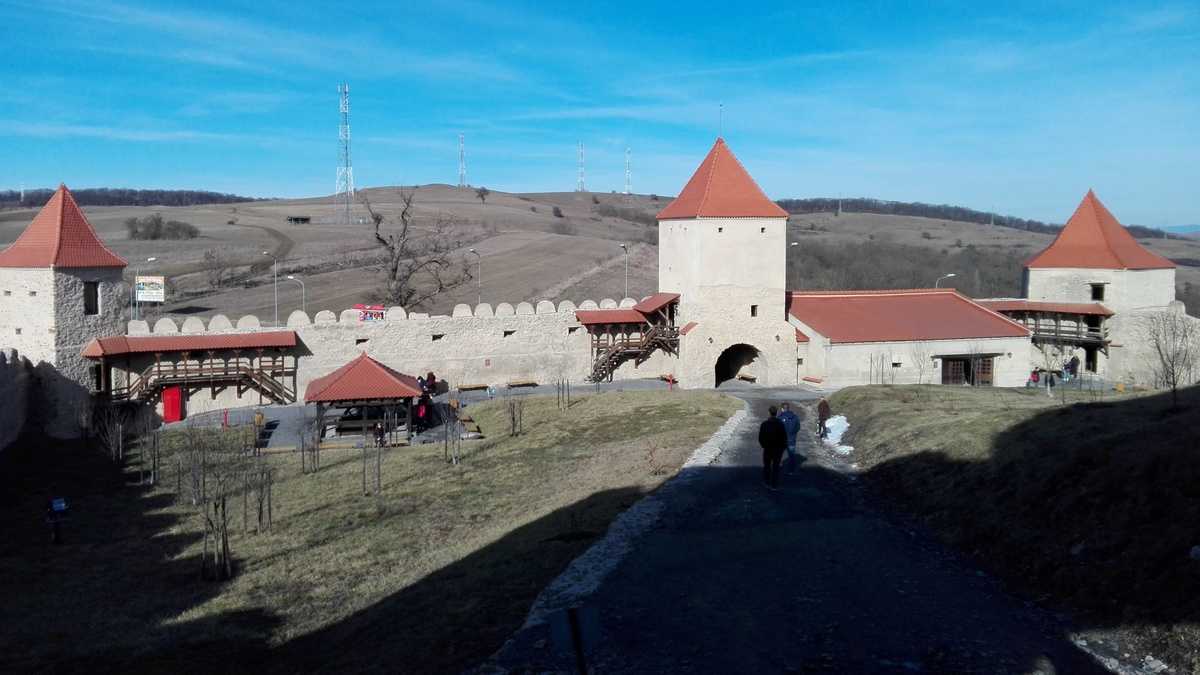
[231,221,295,273]
[488,386,1114,674]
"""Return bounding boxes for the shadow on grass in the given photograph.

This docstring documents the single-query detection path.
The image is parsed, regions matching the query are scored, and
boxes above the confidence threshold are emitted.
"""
[271,486,646,675]
[859,386,1200,668]
[0,434,281,673]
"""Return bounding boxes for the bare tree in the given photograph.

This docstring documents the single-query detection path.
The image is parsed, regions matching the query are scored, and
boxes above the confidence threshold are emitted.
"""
[475,186,490,205]
[1141,311,1200,409]
[360,190,472,309]
[203,249,233,290]
[94,404,129,462]
[909,342,933,384]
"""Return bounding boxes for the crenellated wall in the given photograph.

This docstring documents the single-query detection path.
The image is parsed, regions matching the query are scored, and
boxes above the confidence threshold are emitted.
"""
[119,297,679,415]
[0,349,34,451]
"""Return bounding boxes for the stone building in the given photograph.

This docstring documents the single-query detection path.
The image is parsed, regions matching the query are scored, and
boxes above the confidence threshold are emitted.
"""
[0,185,127,436]
[979,189,1194,383]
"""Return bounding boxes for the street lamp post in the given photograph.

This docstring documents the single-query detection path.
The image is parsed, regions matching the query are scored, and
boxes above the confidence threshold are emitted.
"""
[286,275,306,315]
[469,248,481,306]
[263,250,278,326]
[130,256,157,320]
[619,244,629,299]
[935,273,957,289]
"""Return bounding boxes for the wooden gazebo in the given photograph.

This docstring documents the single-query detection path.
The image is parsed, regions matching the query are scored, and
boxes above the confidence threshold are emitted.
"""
[303,352,424,444]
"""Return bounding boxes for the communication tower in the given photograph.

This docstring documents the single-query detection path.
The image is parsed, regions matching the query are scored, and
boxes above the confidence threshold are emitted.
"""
[458,133,467,188]
[576,141,586,192]
[336,83,355,227]
[624,147,632,195]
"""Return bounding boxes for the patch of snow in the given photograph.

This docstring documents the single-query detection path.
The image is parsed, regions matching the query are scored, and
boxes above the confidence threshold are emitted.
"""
[823,414,854,455]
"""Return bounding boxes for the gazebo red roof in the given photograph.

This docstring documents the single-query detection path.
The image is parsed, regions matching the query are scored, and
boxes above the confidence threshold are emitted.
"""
[1025,190,1174,270]
[304,352,423,403]
[0,185,127,268]
[657,138,788,220]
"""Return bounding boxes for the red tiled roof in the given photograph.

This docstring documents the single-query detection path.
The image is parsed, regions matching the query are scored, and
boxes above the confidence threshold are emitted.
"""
[795,328,810,343]
[0,185,127,269]
[977,299,1114,317]
[786,289,1030,344]
[82,331,297,358]
[680,321,698,335]
[633,292,680,314]
[575,309,648,325]
[1026,190,1174,270]
[657,138,788,220]
[305,352,422,403]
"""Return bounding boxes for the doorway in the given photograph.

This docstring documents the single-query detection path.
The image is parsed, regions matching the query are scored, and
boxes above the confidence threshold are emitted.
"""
[715,344,762,387]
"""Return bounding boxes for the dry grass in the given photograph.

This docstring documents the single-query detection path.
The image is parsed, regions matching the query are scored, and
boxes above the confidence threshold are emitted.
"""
[0,389,738,673]
[830,384,1200,671]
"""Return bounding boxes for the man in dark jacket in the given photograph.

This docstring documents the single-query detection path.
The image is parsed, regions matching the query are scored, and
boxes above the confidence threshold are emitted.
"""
[759,406,787,490]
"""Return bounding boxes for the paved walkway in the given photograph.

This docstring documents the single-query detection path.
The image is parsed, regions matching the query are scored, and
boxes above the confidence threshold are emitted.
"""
[490,385,1109,674]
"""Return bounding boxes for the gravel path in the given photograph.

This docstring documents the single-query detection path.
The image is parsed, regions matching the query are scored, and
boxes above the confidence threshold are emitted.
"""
[486,386,1114,674]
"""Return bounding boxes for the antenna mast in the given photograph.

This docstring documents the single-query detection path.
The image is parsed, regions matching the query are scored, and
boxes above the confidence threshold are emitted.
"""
[624,147,632,195]
[458,133,467,188]
[576,141,586,192]
[336,82,354,227]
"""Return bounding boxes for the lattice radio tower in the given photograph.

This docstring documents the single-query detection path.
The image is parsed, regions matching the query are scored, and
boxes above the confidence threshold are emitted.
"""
[458,133,467,188]
[576,141,586,192]
[623,147,632,195]
[336,83,354,227]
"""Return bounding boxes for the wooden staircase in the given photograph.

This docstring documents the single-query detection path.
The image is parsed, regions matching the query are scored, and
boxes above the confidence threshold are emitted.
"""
[111,362,295,405]
[587,325,679,383]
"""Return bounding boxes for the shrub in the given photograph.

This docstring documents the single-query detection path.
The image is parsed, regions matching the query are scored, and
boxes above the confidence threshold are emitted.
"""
[550,220,576,235]
[921,231,933,240]
[591,194,599,204]
[552,206,564,218]
[530,206,537,212]
[124,213,199,240]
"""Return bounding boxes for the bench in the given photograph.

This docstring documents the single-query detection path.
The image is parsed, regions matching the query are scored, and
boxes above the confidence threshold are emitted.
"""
[506,379,538,388]
[737,373,757,383]
[457,383,488,392]
[658,373,677,383]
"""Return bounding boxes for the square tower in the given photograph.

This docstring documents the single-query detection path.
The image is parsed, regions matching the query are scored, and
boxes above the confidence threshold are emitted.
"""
[0,185,127,436]
[656,139,796,387]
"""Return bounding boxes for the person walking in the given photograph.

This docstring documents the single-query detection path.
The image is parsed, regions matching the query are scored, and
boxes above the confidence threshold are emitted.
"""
[778,402,802,474]
[817,398,832,440]
[758,406,787,490]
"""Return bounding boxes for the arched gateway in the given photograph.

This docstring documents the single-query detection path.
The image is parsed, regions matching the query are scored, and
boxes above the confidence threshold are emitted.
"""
[714,343,764,387]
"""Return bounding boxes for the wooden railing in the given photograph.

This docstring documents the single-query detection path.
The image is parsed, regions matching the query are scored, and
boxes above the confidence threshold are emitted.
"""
[110,360,295,405]
[588,324,680,382]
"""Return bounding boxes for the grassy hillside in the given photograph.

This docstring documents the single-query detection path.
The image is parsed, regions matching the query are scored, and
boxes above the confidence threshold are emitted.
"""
[3,186,1198,321]
[829,385,1200,670]
[0,390,739,673]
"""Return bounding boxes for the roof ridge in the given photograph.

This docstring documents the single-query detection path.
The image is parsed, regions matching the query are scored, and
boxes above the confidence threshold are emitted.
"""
[695,138,722,216]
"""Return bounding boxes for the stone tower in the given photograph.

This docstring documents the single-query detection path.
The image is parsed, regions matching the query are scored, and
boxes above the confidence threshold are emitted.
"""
[1023,189,1181,383]
[0,185,127,437]
[656,138,797,388]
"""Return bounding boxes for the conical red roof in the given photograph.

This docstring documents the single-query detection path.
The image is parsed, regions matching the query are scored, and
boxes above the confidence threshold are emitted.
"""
[304,352,423,403]
[1026,190,1174,270]
[657,138,788,220]
[0,185,127,268]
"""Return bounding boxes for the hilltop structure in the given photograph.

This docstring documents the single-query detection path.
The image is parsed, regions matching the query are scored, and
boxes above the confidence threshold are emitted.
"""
[0,142,1194,431]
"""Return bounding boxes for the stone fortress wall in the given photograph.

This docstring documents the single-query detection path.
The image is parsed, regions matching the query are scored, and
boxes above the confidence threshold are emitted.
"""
[0,349,35,452]
[117,297,678,416]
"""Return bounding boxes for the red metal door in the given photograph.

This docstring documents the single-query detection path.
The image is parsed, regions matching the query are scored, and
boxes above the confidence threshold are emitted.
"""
[162,386,184,423]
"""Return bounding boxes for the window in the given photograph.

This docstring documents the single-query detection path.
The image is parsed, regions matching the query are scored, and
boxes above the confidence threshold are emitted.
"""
[892,361,902,368]
[718,227,724,233]
[2,290,9,296]
[83,281,100,315]
[503,330,516,338]
[760,227,766,233]
[568,326,580,334]
[431,333,445,341]
[28,290,36,297]
[14,328,21,336]
[1090,283,1105,301]
[797,358,804,365]
[355,338,369,346]
[750,304,758,317]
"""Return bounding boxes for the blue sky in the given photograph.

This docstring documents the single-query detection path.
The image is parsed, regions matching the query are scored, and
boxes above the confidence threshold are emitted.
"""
[1,1,1197,224]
